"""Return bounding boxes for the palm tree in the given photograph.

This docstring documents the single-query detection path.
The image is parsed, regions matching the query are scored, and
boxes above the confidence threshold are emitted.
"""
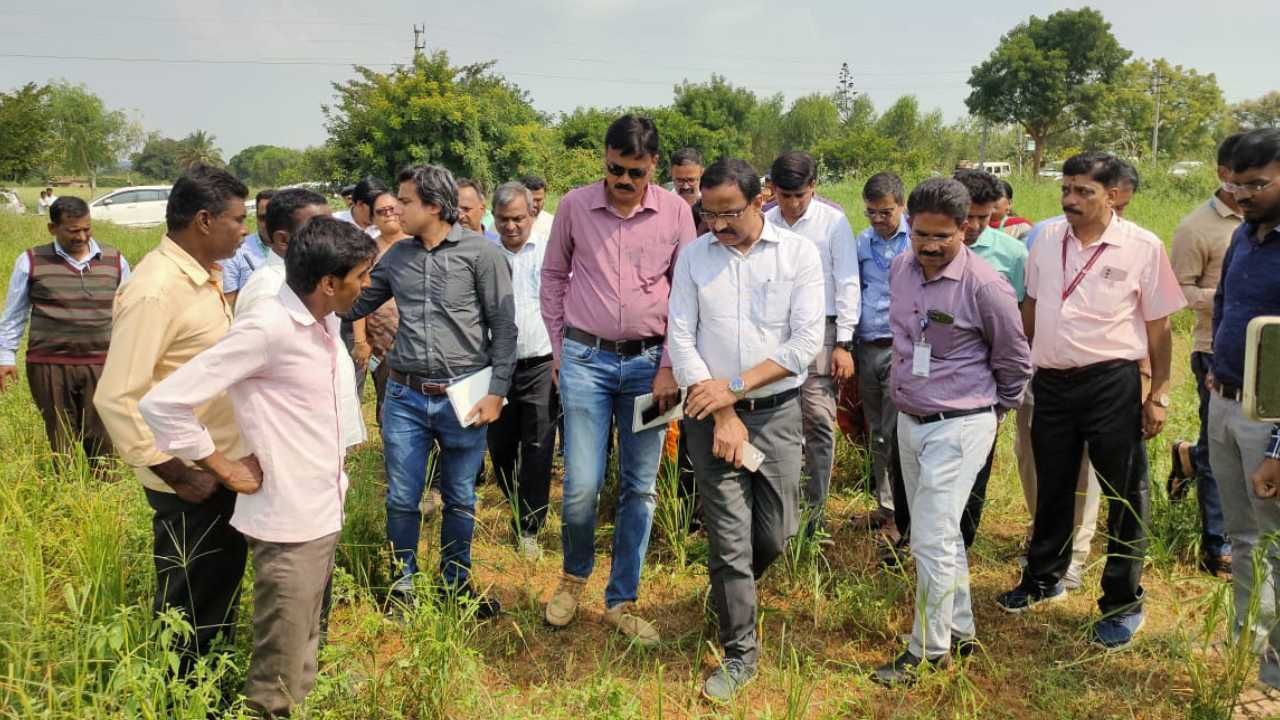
[177,130,223,169]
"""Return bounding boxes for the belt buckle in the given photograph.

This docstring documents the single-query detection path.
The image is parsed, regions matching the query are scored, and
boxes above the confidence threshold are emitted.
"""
[420,381,431,395]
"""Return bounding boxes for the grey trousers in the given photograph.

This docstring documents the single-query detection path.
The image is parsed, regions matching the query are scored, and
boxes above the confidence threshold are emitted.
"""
[800,320,838,521]
[1208,393,1280,688]
[686,397,803,667]
[244,531,341,717]
[856,341,896,512]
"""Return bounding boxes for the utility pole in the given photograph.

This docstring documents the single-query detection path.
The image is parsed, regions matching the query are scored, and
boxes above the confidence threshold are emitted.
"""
[413,24,425,59]
[1151,66,1163,161]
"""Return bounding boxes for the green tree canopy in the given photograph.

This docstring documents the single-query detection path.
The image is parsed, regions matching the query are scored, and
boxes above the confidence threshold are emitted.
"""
[1086,59,1227,160]
[46,81,141,191]
[0,82,52,182]
[1233,91,1280,130]
[130,134,184,181]
[229,144,305,186]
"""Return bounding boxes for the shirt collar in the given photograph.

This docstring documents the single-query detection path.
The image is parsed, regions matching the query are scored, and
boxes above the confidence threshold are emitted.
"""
[53,238,103,263]
[866,216,909,243]
[589,180,659,217]
[276,282,317,326]
[1242,221,1280,245]
[710,220,785,251]
[971,227,996,250]
[1210,195,1242,220]
[1066,212,1126,248]
[265,250,285,267]
[914,243,969,283]
[159,236,216,287]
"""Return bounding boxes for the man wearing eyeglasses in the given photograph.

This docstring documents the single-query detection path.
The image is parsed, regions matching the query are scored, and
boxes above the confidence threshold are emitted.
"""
[1206,128,1280,705]
[997,153,1184,651]
[540,114,697,644]
[764,151,859,539]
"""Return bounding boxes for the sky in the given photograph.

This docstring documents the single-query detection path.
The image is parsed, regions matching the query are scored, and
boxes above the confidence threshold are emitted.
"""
[0,0,1275,158]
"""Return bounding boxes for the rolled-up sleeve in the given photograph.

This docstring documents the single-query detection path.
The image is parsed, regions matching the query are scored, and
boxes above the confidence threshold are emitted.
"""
[1140,244,1189,321]
[477,244,518,397]
[665,247,711,387]
[774,243,825,374]
[830,215,861,341]
[976,282,1032,410]
[140,317,270,460]
[540,205,573,366]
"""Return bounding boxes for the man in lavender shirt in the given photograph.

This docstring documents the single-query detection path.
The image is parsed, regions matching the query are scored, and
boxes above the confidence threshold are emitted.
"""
[540,114,698,644]
[872,178,1031,686]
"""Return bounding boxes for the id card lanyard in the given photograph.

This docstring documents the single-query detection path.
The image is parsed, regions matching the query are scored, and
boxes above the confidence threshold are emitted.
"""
[1061,236,1108,301]
[912,313,931,378]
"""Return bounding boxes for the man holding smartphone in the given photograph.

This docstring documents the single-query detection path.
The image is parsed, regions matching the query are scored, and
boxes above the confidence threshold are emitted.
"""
[666,158,824,704]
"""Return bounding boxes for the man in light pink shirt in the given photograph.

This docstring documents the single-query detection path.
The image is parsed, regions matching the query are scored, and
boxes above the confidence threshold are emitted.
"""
[140,217,376,717]
[540,114,697,643]
[996,153,1185,651]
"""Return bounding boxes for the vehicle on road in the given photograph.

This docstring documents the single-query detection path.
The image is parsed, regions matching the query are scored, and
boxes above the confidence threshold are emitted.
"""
[89,186,170,226]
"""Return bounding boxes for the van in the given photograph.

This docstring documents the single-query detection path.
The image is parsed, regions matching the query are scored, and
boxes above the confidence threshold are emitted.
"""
[981,162,1012,177]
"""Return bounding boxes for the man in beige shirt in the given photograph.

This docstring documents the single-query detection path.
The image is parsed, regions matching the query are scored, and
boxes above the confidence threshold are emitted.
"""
[94,164,252,675]
[1168,133,1245,577]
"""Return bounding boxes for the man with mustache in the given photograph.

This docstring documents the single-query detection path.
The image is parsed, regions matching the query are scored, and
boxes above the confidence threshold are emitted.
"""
[1206,128,1280,706]
[667,157,823,703]
[872,177,1030,685]
[997,153,1185,651]
[540,114,697,644]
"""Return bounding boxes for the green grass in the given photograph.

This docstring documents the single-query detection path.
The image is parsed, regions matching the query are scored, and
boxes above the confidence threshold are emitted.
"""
[0,172,1256,718]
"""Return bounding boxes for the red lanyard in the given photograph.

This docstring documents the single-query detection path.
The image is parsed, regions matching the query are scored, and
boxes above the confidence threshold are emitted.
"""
[1061,237,1108,301]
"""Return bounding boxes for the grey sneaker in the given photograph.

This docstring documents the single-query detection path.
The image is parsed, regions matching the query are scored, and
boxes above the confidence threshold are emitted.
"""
[517,534,541,562]
[702,658,756,704]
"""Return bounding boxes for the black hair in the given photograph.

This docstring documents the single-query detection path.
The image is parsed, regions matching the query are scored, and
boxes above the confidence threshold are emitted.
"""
[166,163,249,233]
[1217,133,1246,168]
[769,151,817,191]
[263,188,327,240]
[352,176,387,208]
[368,189,397,211]
[340,185,355,197]
[1230,128,1280,173]
[255,189,276,205]
[604,114,659,158]
[863,172,904,204]
[999,179,1014,202]
[952,169,1003,205]
[455,177,485,199]
[1117,159,1140,192]
[907,177,971,226]
[1061,152,1129,189]
[396,164,460,224]
[284,216,378,296]
[699,158,761,201]
[519,175,547,192]
[671,147,703,167]
[49,196,89,225]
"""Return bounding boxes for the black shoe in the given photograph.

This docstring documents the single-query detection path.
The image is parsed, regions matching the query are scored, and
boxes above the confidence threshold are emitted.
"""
[1168,440,1193,502]
[951,635,978,659]
[437,583,502,620]
[1200,553,1232,577]
[871,650,949,687]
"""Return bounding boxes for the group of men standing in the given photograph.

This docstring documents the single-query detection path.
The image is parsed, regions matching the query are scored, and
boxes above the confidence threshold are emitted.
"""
[3,115,1280,711]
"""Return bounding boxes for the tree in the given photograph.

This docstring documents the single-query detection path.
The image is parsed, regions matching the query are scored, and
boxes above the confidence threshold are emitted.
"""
[965,7,1130,171]
[1233,91,1280,130]
[46,82,141,191]
[0,82,52,182]
[834,62,858,124]
[779,94,840,153]
[130,133,184,181]
[1086,59,1227,160]
[228,144,304,186]
[177,130,223,169]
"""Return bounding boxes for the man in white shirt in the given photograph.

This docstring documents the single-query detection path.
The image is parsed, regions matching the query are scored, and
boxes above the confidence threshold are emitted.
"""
[668,158,824,704]
[486,181,558,560]
[522,175,555,238]
[763,151,859,536]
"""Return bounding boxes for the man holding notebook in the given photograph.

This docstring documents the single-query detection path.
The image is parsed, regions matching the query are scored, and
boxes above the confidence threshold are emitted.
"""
[666,158,824,704]
[346,164,517,618]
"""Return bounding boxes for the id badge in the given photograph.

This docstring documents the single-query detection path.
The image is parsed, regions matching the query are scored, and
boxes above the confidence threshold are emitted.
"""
[912,340,931,378]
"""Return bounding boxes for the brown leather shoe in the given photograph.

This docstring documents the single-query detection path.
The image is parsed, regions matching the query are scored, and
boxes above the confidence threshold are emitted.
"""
[1168,440,1194,501]
[544,573,587,628]
[602,601,660,646]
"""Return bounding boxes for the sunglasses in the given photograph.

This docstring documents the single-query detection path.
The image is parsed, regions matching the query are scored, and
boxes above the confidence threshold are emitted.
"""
[607,162,648,180]
[374,206,400,217]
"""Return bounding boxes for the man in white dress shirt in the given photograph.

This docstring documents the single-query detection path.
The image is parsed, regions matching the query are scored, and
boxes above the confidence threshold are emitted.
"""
[668,157,824,704]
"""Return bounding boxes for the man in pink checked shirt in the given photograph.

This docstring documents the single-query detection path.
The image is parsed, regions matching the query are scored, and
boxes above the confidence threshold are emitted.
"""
[139,217,376,718]
[540,114,698,644]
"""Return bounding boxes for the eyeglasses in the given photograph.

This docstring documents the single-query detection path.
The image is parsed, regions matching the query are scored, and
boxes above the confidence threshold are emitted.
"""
[607,162,648,180]
[1223,178,1278,196]
[864,208,898,220]
[699,206,751,222]
[374,206,400,217]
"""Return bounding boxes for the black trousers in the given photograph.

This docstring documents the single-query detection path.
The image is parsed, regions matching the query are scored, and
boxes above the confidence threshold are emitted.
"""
[890,428,994,548]
[145,485,248,675]
[1022,361,1148,616]
[487,357,558,536]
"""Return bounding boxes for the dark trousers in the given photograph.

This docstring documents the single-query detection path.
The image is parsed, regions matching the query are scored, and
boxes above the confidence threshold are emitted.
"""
[1022,361,1148,616]
[145,485,248,675]
[890,428,994,548]
[1190,351,1231,558]
[487,357,558,536]
[675,421,702,524]
[27,362,113,469]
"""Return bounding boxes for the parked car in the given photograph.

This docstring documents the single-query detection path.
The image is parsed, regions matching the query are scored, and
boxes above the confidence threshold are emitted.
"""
[1037,168,1063,180]
[0,189,25,215]
[89,185,170,226]
[1169,160,1205,177]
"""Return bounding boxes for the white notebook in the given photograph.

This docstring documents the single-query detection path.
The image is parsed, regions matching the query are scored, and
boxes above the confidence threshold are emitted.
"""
[631,390,686,433]
[446,368,507,427]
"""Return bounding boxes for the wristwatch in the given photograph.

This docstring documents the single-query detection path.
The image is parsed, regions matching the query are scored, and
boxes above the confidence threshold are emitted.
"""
[1150,393,1170,408]
[729,377,747,399]
[835,340,855,352]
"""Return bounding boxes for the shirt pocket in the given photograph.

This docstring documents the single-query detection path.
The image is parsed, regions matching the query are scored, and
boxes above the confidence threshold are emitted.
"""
[752,280,793,326]
[923,320,959,358]
[639,240,676,291]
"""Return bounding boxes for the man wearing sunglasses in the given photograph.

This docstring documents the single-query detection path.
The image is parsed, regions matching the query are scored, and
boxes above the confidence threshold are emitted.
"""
[764,151,859,540]
[540,114,698,644]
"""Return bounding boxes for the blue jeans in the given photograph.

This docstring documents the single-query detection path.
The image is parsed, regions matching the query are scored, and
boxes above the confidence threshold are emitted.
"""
[1191,352,1231,558]
[558,337,666,607]
[382,377,489,588]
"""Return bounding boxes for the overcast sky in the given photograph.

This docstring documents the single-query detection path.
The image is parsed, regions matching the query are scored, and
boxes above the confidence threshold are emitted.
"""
[0,0,1275,158]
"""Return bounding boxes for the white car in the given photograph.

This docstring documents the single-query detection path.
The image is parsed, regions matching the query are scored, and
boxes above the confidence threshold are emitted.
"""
[0,189,25,215]
[1169,160,1205,178]
[89,185,171,227]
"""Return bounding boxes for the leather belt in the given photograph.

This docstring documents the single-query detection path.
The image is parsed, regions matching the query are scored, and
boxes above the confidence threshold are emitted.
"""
[388,368,449,396]
[863,337,893,348]
[1037,358,1134,378]
[516,354,553,370]
[1215,382,1244,402]
[734,387,800,413]
[908,405,993,425]
[564,326,663,357]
